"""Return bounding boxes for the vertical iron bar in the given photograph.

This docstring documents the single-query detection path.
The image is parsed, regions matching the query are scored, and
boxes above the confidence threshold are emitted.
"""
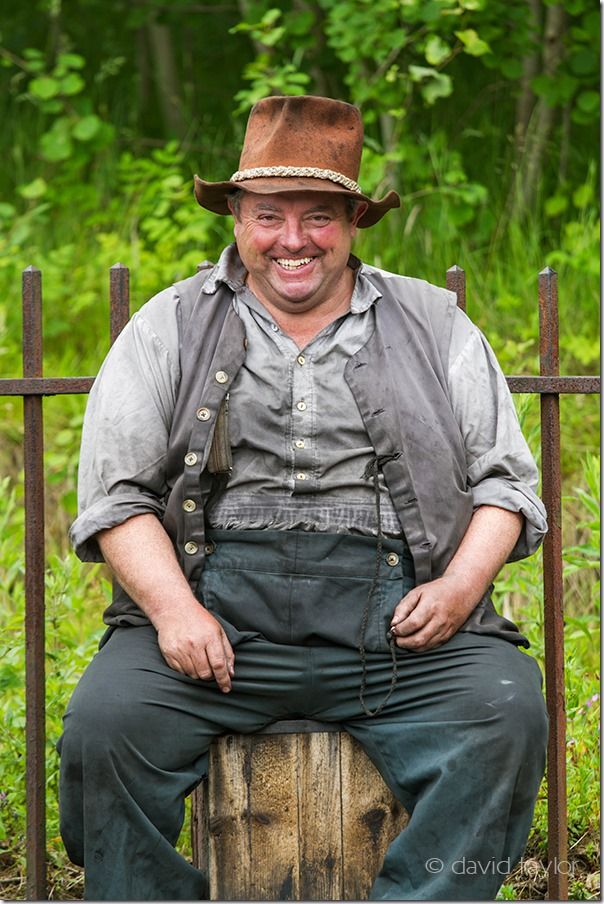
[110,263,130,345]
[446,265,466,312]
[539,266,568,900]
[22,266,47,901]
[109,264,130,608]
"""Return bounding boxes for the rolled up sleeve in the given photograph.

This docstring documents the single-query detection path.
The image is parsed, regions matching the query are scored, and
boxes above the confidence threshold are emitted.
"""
[69,289,180,561]
[448,312,548,561]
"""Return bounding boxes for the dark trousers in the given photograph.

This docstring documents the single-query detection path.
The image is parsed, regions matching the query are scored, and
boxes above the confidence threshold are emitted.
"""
[58,534,547,900]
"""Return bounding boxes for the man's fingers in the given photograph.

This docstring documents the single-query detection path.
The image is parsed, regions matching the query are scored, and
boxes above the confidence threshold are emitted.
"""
[205,634,234,693]
[390,588,422,627]
[394,620,447,652]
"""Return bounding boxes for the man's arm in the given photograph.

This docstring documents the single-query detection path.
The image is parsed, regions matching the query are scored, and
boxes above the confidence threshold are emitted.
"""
[98,514,235,692]
[390,505,522,652]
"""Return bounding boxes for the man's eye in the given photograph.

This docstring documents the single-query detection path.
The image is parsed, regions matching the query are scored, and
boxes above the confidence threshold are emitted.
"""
[309,216,330,225]
[258,215,278,223]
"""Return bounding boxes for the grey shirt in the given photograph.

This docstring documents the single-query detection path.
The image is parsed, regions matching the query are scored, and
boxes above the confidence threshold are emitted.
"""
[70,245,547,561]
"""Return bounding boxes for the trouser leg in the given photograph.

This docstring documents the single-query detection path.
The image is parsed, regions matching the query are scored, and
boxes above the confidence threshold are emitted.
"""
[58,625,311,901]
[309,634,548,901]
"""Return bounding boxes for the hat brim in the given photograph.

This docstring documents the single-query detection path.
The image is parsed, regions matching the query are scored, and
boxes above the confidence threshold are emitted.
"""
[193,174,400,228]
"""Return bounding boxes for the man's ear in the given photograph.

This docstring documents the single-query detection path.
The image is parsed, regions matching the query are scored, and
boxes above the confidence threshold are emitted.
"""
[351,201,369,228]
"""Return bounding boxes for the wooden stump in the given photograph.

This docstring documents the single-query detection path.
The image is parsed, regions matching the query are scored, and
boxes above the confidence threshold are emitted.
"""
[191,720,408,901]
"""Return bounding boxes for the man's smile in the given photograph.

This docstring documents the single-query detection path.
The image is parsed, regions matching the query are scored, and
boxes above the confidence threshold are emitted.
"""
[275,257,314,271]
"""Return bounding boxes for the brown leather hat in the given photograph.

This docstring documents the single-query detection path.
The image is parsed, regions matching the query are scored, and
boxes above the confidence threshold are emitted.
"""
[194,95,400,228]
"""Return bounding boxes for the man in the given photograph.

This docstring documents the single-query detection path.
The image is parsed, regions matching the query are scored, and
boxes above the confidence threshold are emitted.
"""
[59,95,548,901]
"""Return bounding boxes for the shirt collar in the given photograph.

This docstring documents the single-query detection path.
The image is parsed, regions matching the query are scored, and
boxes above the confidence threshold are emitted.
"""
[202,243,382,313]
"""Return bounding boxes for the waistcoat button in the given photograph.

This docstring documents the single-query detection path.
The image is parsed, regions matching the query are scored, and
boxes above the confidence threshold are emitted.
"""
[386,552,400,567]
[184,452,198,466]
[183,499,197,512]
[184,541,198,555]
[215,370,228,384]
[196,407,210,421]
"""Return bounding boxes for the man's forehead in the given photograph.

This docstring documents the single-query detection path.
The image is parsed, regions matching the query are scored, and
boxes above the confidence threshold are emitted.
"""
[241,191,346,213]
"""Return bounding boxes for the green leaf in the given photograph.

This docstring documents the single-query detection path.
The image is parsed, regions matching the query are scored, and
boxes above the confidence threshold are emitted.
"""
[261,26,286,47]
[455,29,491,57]
[569,49,597,76]
[409,65,434,82]
[418,2,441,23]
[29,76,60,100]
[286,10,315,35]
[424,74,453,105]
[408,65,452,103]
[262,8,282,26]
[58,53,85,70]
[425,35,450,66]
[71,114,102,141]
[60,73,85,96]
[573,183,592,209]
[544,194,568,218]
[577,90,599,113]
[40,122,73,161]
[18,178,48,200]
[531,74,558,105]
[0,202,16,218]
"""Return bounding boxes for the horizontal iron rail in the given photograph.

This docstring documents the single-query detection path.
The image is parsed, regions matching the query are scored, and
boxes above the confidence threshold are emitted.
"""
[0,374,599,397]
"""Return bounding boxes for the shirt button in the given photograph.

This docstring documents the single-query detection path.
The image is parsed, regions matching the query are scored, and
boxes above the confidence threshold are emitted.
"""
[184,452,198,466]
[196,407,210,421]
[204,542,215,555]
[386,552,400,567]
[215,370,228,384]
[294,439,305,449]
[297,354,306,365]
[184,541,198,555]
[183,499,197,513]
[271,323,279,332]
[296,401,307,411]
[296,472,307,480]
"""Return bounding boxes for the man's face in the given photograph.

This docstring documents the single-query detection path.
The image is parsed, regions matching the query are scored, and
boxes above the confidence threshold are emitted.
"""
[230,190,366,316]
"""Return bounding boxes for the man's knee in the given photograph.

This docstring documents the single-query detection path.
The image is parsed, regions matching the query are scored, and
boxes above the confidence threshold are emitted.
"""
[469,650,548,762]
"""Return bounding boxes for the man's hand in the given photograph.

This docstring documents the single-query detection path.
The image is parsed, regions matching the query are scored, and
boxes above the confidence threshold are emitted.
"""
[97,514,237,693]
[155,606,235,692]
[389,505,525,653]
[389,575,477,652]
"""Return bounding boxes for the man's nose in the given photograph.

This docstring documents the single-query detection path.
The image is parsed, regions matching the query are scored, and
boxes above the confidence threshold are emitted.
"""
[280,217,307,251]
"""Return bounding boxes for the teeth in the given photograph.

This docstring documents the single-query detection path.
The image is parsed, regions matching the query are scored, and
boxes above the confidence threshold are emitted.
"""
[276,258,312,270]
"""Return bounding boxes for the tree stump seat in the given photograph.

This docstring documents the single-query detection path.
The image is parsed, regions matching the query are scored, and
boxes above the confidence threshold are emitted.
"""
[191,719,408,901]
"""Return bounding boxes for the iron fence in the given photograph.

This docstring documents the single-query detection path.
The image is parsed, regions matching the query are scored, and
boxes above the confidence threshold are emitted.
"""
[0,263,600,901]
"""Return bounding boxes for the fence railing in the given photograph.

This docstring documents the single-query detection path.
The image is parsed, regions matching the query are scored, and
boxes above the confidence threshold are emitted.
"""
[0,264,600,901]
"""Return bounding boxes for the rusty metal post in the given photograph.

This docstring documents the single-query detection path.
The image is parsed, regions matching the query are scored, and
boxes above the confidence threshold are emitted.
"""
[539,266,568,900]
[109,264,130,610]
[22,266,47,901]
[110,263,130,344]
[446,265,466,312]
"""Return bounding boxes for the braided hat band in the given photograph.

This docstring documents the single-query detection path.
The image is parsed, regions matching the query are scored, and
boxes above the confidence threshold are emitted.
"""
[230,166,362,195]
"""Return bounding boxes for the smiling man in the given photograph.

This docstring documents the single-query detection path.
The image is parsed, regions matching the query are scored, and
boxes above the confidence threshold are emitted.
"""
[58,96,549,901]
